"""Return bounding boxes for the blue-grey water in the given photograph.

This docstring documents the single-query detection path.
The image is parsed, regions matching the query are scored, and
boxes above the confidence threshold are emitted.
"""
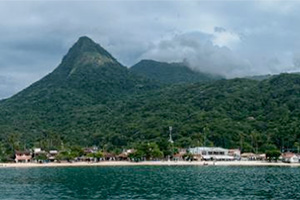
[0,166,299,199]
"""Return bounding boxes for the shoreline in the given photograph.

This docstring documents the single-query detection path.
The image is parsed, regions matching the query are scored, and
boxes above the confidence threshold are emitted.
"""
[1,161,300,168]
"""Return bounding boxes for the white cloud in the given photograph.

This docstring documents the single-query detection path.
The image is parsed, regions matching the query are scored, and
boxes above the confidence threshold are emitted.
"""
[255,0,299,15]
[212,28,241,48]
[140,32,251,78]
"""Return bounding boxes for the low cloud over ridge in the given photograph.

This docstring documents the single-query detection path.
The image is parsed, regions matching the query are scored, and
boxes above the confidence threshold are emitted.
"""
[140,32,252,78]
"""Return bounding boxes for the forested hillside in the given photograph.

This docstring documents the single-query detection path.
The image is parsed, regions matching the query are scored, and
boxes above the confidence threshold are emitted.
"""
[130,59,222,84]
[0,36,300,157]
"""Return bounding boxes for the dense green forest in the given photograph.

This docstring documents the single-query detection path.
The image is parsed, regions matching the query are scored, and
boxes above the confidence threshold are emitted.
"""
[1,36,300,160]
[131,59,223,84]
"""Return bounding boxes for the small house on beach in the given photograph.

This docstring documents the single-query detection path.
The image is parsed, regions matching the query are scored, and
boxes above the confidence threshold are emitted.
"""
[15,151,32,163]
[228,149,241,160]
[103,152,116,161]
[48,150,58,162]
[282,152,299,163]
[117,152,128,161]
[173,148,187,161]
[241,153,266,161]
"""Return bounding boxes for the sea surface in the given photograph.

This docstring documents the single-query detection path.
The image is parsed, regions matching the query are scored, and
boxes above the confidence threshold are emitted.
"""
[0,166,299,199]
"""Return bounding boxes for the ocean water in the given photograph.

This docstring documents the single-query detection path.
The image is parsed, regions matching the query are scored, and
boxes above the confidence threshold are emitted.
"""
[0,166,299,199]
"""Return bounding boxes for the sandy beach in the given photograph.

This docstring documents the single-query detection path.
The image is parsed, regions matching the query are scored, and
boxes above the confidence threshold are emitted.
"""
[1,161,300,168]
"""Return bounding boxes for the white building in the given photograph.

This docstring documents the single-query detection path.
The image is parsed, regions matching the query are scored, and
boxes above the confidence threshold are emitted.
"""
[282,152,299,163]
[33,148,42,154]
[228,149,241,160]
[189,147,234,161]
[48,150,58,161]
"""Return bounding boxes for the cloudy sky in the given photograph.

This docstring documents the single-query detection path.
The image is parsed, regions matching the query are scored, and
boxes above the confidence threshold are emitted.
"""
[1,0,300,99]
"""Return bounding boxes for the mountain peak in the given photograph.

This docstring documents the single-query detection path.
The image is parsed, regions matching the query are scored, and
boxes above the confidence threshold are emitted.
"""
[50,36,123,78]
[67,36,118,63]
[69,36,114,59]
[75,36,97,49]
[78,35,94,42]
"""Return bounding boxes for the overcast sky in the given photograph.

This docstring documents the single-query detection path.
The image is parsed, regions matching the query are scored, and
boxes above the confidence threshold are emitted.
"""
[1,0,300,99]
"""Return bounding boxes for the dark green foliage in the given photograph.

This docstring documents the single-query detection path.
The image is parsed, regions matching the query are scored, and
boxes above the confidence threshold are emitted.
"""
[266,150,281,162]
[35,153,48,161]
[245,74,272,81]
[0,36,158,149]
[86,151,103,159]
[56,146,84,161]
[182,152,193,161]
[0,36,299,157]
[130,59,223,84]
[56,151,74,161]
[129,142,163,161]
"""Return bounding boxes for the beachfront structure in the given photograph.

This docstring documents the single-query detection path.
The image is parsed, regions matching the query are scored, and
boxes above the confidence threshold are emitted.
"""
[33,148,42,154]
[103,152,116,161]
[15,151,32,163]
[48,150,58,162]
[241,153,266,161]
[33,148,46,156]
[32,148,47,162]
[173,148,187,161]
[188,147,234,161]
[228,149,241,160]
[117,149,136,161]
[282,152,299,163]
[83,146,98,154]
[241,153,255,160]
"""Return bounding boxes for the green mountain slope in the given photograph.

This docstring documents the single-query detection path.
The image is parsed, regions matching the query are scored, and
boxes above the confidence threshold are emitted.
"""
[0,36,158,145]
[130,59,223,84]
[0,36,300,155]
[244,74,272,81]
[89,74,300,152]
[6,37,155,105]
